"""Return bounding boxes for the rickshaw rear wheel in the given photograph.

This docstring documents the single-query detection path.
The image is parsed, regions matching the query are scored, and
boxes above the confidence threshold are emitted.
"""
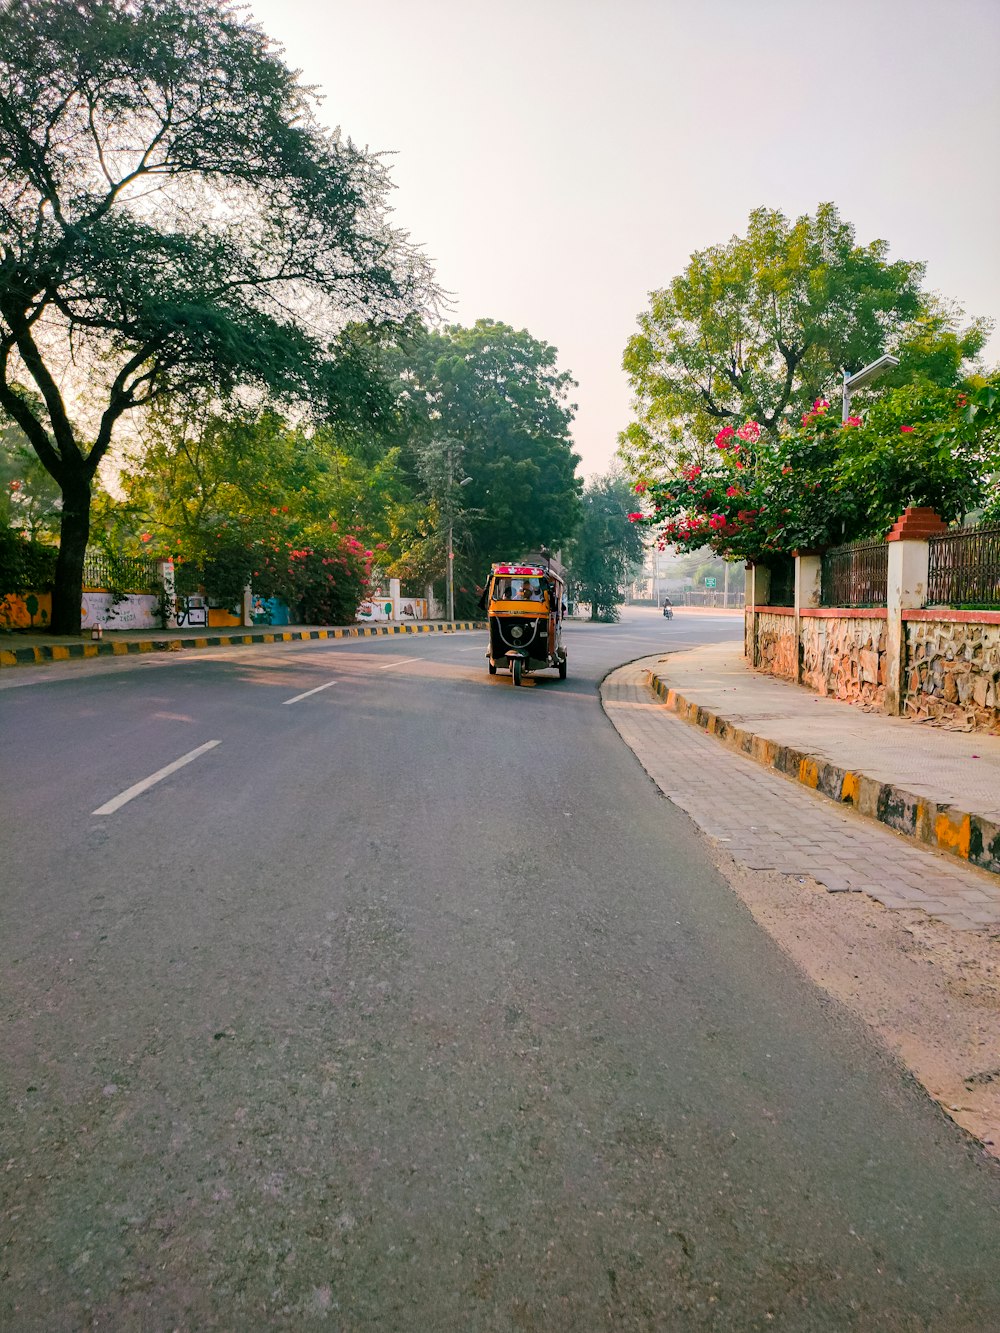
[558,657,567,680]
[512,657,523,686]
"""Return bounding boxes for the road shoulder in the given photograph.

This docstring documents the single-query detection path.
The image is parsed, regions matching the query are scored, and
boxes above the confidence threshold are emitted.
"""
[603,658,1000,1161]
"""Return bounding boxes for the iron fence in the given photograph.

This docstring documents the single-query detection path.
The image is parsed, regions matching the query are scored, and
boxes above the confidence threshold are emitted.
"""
[83,550,160,593]
[926,523,1000,608]
[821,538,888,608]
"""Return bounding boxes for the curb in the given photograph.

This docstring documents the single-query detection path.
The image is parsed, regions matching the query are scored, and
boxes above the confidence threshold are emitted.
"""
[0,621,486,670]
[646,667,1000,881]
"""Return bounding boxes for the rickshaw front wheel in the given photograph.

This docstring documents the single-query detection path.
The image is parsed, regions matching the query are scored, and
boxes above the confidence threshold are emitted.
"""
[512,657,523,686]
[488,659,497,675]
[558,657,567,680]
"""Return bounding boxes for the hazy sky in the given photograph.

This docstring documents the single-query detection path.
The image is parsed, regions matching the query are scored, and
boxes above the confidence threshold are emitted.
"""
[248,0,1000,480]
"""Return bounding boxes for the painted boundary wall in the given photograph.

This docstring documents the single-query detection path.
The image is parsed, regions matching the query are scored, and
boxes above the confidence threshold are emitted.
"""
[746,601,1000,732]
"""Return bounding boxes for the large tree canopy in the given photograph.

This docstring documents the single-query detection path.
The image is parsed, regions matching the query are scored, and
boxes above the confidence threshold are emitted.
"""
[619,203,989,474]
[0,0,436,629]
[391,320,583,608]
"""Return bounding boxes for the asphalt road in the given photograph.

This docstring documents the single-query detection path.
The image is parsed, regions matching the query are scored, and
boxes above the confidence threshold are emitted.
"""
[3,610,1000,1331]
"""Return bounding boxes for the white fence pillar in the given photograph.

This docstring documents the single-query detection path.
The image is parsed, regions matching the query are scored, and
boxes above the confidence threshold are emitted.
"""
[884,507,946,715]
[793,552,823,685]
[746,564,772,665]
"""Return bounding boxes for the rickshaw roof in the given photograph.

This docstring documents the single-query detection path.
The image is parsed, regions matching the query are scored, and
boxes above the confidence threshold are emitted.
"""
[491,563,548,577]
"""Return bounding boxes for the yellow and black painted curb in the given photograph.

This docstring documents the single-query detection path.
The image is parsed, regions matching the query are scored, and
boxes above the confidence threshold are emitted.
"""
[0,621,486,670]
[646,667,1000,880]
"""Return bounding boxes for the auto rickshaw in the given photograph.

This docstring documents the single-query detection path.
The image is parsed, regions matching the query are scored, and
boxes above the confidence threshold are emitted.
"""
[484,555,568,686]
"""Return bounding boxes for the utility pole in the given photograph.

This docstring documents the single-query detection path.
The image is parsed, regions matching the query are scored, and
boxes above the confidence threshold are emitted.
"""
[444,444,472,623]
[446,445,454,623]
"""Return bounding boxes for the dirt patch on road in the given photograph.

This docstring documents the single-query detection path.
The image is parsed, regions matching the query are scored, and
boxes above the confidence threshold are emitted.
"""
[714,852,1000,1159]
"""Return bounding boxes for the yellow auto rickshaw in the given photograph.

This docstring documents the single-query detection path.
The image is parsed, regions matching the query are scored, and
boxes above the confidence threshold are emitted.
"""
[484,555,568,686]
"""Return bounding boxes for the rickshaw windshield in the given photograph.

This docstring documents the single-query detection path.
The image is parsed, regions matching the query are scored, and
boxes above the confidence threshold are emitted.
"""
[492,577,548,603]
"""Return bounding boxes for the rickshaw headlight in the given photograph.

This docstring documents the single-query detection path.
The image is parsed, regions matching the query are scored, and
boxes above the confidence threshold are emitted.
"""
[511,625,523,640]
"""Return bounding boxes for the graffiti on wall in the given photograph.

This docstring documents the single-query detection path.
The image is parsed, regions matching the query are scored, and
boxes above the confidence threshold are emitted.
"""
[82,592,160,630]
[357,597,430,622]
[0,592,52,630]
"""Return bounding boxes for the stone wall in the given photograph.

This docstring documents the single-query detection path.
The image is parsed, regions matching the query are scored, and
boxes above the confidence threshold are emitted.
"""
[801,613,887,709]
[904,615,1000,730]
[754,610,797,680]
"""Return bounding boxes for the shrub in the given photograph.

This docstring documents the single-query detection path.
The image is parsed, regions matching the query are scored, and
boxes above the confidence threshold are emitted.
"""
[255,535,373,625]
[0,523,58,598]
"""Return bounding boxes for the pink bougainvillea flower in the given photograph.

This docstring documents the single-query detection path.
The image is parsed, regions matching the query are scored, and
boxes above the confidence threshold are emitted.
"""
[681,464,702,480]
[813,399,830,413]
[843,415,863,429]
[900,425,914,433]
[956,393,968,407]
[9,478,21,491]
[726,486,740,497]
[633,480,647,494]
[802,412,814,427]
[708,513,726,530]
[782,464,793,475]
[736,421,761,444]
[140,532,151,542]
[627,512,644,522]
[715,426,735,448]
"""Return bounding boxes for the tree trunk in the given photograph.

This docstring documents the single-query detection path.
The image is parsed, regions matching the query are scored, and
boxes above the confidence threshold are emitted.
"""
[51,473,92,634]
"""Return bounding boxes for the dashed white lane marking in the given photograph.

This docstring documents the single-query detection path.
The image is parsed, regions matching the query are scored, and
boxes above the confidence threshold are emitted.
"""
[376,657,422,670]
[92,740,222,816]
[282,681,337,705]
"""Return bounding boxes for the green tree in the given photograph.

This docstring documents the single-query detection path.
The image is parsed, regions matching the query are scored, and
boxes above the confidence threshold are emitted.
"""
[394,320,583,607]
[630,379,1000,564]
[113,403,418,560]
[567,473,644,622]
[0,409,63,538]
[620,203,988,474]
[0,0,435,631]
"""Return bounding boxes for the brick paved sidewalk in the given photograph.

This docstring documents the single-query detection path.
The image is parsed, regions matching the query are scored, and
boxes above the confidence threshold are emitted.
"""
[643,639,1000,879]
[602,660,1000,932]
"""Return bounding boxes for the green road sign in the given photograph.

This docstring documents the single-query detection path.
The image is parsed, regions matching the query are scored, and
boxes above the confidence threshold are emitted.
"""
[704,577,717,588]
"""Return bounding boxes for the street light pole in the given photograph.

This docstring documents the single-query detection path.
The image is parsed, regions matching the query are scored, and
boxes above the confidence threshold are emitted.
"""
[842,353,900,422]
